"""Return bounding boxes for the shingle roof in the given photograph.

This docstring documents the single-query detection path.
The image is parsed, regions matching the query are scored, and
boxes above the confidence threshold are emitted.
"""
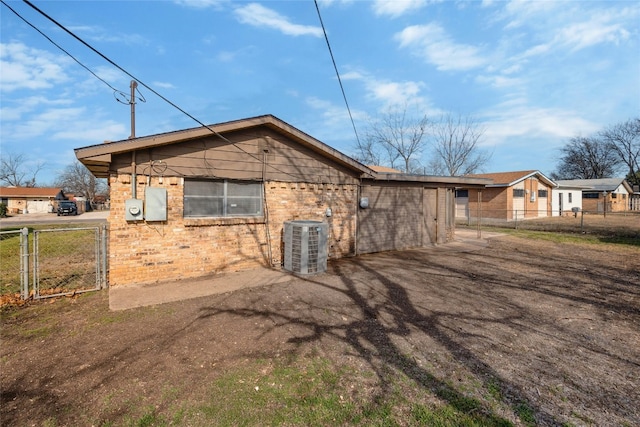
[467,170,556,187]
[555,178,632,193]
[0,187,62,197]
[368,165,402,173]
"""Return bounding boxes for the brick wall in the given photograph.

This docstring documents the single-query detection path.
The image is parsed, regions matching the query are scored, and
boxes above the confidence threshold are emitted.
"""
[107,174,357,287]
[467,179,552,220]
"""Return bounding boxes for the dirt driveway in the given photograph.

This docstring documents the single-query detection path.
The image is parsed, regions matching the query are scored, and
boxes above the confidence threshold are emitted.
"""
[1,234,639,426]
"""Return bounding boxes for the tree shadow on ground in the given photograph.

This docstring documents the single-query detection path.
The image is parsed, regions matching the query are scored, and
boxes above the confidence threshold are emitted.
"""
[196,252,567,425]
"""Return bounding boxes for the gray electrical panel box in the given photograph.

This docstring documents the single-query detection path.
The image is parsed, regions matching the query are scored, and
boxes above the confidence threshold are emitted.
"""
[125,199,144,221]
[283,220,328,275]
[144,187,167,221]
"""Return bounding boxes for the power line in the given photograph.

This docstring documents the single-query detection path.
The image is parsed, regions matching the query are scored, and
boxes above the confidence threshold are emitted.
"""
[20,0,237,146]
[16,0,305,181]
[9,0,361,182]
[1,0,128,100]
[314,0,361,146]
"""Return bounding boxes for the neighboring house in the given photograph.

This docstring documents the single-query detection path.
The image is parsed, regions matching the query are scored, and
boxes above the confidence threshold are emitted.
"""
[555,178,633,213]
[457,170,556,221]
[0,187,66,214]
[368,165,402,174]
[551,182,587,217]
[75,115,488,289]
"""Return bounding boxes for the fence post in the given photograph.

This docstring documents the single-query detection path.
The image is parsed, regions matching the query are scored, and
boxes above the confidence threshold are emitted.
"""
[101,224,108,289]
[580,210,584,233]
[514,210,518,230]
[20,227,29,300]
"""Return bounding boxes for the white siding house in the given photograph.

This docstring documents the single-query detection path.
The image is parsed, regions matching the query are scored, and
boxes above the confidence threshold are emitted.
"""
[551,182,586,216]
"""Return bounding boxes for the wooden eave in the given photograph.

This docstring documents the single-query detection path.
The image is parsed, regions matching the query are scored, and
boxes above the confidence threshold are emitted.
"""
[364,173,492,188]
[75,115,374,179]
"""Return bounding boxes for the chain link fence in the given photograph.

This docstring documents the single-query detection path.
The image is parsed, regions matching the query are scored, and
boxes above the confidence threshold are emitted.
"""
[0,225,107,303]
[0,228,29,300]
[456,209,640,239]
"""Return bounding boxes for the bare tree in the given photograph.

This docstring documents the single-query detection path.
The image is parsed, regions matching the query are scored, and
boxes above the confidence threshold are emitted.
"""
[0,153,45,187]
[429,113,490,176]
[600,118,640,187]
[54,161,107,203]
[551,136,618,180]
[354,105,431,173]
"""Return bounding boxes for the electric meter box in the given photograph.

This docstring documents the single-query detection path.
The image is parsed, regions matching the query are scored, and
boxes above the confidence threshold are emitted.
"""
[125,199,144,221]
[144,187,167,221]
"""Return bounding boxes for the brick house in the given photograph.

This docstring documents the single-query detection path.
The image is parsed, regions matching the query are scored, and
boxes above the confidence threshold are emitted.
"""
[0,187,65,214]
[457,170,556,221]
[75,115,488,288]
[556,178,633,213]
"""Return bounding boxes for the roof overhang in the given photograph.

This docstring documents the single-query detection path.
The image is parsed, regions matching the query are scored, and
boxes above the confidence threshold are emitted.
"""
[485,170,557,188]
[75,115,374,179]
[364,173,491,188]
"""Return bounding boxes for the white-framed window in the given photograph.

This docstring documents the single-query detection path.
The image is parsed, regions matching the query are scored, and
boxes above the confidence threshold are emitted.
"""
[184,179,263,218]
[568,193,572,203]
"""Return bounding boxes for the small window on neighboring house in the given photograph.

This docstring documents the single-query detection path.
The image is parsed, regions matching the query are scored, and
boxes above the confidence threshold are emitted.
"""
[568,193,572,203]
[513,189,525,197]
[184,179,263,218]
[611,193,617,199]
[455,189,468,198]
[622,194,626,199]
[538,189,548,198]
[583,192,599,199]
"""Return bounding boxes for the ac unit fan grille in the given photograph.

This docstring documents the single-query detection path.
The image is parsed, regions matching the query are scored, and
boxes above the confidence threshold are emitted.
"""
[284,221,328,275]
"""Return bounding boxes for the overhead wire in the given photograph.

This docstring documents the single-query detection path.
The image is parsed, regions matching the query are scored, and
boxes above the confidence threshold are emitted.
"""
[20,0,234,145]
[1,0,128,100]
[313,0,361,147]
[12,0,306,182]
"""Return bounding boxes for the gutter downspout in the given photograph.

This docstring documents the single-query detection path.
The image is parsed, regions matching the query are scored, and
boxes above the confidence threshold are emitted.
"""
[131,151,137,199]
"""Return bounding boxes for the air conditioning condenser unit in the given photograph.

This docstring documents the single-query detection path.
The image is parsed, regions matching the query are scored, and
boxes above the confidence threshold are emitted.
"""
[283,220,328,275]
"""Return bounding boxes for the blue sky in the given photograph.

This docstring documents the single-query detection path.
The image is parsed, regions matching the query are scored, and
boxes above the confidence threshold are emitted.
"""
[1,0,639,185]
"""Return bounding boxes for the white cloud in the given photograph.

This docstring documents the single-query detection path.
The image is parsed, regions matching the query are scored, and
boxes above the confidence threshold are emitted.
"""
[153,81,175,89]
[66,25,148,46]
[234,3,323,37]
[395,23,486,71]
[306,96,367,125]
[173,0,226,9]
[372,0,428,18]
[7,105,126,143]
[342,69,436,112]
[0,96,72,122]
[554,15,631,51]
[498,0,562,30]
[475,74,521,88]
[481,100,600,147]
[0,42,70,92]
[53,121,126,142]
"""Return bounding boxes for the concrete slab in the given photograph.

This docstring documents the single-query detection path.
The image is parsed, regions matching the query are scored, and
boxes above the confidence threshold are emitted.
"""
[109,267,293,311]
[108,228,504,311]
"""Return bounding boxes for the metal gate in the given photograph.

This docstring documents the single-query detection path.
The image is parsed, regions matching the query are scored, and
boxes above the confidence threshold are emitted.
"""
[0,225,107,301]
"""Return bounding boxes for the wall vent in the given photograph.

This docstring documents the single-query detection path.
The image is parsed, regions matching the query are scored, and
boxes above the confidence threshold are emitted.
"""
[283,220,328,275]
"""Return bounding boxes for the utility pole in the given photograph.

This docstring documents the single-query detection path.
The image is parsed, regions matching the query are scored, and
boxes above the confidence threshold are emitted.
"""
[129,80,137,139]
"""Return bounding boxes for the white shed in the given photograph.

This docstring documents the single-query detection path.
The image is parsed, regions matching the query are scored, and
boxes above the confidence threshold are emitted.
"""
[552,181,587,216]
